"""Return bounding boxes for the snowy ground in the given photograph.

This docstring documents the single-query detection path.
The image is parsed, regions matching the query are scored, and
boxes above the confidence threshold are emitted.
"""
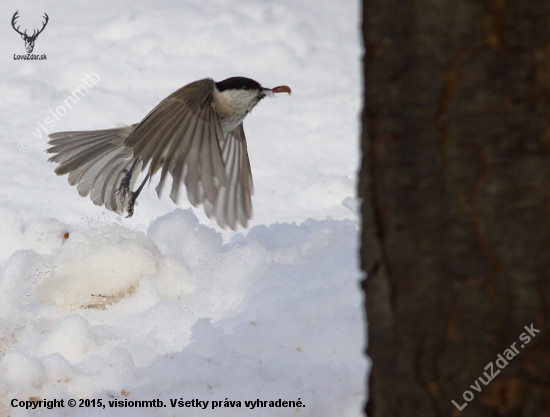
[0,0,365,416]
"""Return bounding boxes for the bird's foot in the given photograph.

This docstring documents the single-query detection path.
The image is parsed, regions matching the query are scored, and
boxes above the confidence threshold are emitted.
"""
[125,191,138,218]
[116,168,132,203]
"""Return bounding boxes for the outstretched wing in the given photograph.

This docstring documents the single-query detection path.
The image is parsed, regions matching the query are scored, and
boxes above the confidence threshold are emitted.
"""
[203,123,254,229]
[125,78,253,229]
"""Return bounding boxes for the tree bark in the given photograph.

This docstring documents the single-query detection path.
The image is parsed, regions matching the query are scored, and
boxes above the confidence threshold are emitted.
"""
[360,0,550,416]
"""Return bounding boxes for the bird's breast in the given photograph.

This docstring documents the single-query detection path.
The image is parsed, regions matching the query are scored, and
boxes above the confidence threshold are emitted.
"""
[213,88,256,135]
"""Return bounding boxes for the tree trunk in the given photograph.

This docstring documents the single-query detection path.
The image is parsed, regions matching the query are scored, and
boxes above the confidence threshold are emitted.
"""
[360,0,550,415]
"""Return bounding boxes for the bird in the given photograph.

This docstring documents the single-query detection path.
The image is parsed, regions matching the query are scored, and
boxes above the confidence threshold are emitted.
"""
[46,77,291,230]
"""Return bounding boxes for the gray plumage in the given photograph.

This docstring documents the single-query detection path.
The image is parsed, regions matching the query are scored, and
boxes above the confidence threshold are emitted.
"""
[46,78,264,230]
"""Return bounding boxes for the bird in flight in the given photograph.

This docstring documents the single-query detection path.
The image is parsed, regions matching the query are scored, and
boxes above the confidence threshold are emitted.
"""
[47,77,291,230]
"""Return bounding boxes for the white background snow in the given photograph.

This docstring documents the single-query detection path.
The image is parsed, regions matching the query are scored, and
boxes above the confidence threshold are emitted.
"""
[0,0,365,415]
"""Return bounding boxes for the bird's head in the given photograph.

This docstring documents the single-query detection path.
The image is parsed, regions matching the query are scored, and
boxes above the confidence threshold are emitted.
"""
[214,77,291,115]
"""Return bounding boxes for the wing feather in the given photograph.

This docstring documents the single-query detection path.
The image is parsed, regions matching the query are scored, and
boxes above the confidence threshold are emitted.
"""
[204,123,253,229]
[47,78,255,229]
[125,78,230,209]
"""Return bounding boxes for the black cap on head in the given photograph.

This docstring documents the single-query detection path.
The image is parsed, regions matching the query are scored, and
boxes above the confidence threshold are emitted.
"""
[215,77,262,92]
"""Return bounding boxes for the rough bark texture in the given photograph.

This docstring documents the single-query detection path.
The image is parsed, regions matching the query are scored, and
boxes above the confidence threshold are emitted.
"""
[360,0,550,416]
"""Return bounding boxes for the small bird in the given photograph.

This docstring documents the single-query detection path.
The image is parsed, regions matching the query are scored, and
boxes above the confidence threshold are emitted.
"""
[46,77,291,230]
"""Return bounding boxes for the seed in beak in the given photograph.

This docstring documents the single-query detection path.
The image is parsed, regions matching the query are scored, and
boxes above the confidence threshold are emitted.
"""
[272,85,292,95]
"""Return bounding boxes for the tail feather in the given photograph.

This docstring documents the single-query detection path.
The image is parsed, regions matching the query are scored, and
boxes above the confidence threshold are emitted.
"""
[48,128,131,164]
[47,126,136,213]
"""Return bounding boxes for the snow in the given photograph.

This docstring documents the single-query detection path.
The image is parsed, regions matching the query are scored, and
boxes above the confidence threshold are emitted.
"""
[0,0,365,415]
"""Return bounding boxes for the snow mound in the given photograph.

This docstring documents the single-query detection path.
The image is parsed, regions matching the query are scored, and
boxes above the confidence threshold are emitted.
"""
[35,224,195,309]
[0,208,364,416]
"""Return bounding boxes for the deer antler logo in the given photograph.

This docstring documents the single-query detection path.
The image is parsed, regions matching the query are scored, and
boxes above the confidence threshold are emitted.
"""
[11,11,49,54]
